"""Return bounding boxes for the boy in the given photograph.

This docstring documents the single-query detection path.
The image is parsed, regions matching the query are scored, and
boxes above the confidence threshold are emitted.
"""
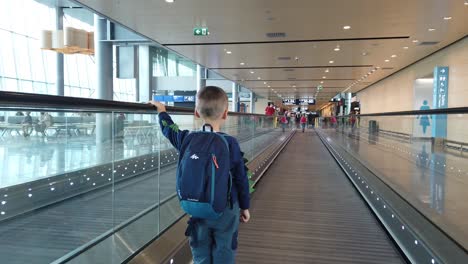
[150,86,250,264]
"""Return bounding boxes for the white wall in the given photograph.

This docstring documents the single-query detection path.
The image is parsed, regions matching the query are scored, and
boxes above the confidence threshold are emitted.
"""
[254,98,270,115]
[358,37,468,113]
[357,37,468,140]
[155,76,196,91]
[206,80,233,93]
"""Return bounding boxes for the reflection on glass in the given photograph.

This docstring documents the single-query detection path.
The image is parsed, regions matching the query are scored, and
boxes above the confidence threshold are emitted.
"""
[0,106,281,263]
[317,113,467,249]
[0,1,278,262]
[417,100,432,135]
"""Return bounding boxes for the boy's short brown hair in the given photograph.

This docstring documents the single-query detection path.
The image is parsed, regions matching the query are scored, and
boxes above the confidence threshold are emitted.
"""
[196,86,228,120]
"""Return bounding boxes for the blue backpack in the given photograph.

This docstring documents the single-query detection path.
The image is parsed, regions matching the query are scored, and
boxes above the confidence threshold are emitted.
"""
[177,125,232,219]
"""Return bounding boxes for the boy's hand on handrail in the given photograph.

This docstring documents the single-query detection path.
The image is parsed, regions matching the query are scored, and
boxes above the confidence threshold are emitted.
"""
[149,101,166,113]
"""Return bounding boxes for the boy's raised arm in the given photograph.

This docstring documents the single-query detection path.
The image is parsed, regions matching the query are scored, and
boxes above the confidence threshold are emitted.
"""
[150,101,189,151]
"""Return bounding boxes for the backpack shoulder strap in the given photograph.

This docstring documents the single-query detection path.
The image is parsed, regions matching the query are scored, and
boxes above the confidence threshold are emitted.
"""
[217,133,230,151]
[217,133,233,208]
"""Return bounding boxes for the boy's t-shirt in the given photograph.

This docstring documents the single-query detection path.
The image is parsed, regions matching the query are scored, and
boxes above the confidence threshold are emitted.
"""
[158,112,250,210]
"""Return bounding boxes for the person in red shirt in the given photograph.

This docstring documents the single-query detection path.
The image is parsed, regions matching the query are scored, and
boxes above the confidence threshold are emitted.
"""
[265,103,275,116]
[300,114,307,132]
[280,113,288,132]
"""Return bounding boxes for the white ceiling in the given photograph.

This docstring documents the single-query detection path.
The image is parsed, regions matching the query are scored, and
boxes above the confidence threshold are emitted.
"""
[75,0,468,109]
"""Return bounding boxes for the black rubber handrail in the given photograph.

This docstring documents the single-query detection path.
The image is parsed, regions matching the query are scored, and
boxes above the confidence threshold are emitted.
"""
[321,107,468,117]
[0,91,268,116]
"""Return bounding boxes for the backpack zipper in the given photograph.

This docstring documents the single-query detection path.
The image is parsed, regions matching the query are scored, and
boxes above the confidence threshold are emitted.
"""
[212,154,219,169]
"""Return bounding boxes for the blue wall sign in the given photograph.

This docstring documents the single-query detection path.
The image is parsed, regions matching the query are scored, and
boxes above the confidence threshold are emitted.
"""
[432,66,449,138]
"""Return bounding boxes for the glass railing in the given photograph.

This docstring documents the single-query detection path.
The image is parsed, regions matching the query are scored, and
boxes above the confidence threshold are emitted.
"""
[0,91,286,264]
[317,109,468,263]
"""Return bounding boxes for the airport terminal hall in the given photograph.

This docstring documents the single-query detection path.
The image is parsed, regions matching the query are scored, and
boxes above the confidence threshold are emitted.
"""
[0,0,468,263]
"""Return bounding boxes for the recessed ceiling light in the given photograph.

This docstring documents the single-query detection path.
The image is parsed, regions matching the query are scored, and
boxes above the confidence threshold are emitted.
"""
[165,0,174,3]
[334,45,340,51]
[322,76,327,79]
[465,1,468,6]
[263,82,267,84]
[343,25,351,30]
[443,16,452,20]
[240,62,245,65]
[329,60,334,64]
[362,52,368,56]
[320,81,324,84]
[385,59,390,62]
[412,40,419,43]
[403,46,409,49]
[268,86,271,88]
[293,85,296,87]
[325,69,329,73]
[391,54,397,58]
[250,71,255,74]
[226,51,232,54]
[428,28,436,31]
[257,77,261,80]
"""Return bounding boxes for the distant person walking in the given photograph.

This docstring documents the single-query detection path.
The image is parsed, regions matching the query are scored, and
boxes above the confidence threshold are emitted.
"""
[263,103,275,128]
[330,115,337,129]
[22,112,33,137]
[265,102,275,116]
[307,114,314,128]
[300,114,307,132]
[35,112,53,136]
[295,113,301,128]
[280,114,288,132]
[349,112,357,129]
[272,109,278,128]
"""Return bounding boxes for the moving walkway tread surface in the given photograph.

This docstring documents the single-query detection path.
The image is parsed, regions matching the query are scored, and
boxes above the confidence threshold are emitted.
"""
[237,131,405,264]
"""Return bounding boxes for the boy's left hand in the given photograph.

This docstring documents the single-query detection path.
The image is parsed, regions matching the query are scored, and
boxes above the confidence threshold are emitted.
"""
[149,101,166,113]
[240,209,250,223]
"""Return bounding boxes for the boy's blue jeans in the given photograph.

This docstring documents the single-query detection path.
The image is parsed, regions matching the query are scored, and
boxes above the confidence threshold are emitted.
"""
[187,203,240,264]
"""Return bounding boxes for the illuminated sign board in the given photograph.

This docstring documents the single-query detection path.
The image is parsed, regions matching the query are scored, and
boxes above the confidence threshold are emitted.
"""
[283,98,315,105]
[299,99,316,105]
[282,99,296,105]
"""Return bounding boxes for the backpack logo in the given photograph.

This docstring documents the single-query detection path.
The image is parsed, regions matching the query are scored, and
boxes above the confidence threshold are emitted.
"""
[190,154,199,160]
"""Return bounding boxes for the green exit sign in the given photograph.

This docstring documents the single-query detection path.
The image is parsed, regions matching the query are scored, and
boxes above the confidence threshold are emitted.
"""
[317,85,323,90]
[194,27,209,36]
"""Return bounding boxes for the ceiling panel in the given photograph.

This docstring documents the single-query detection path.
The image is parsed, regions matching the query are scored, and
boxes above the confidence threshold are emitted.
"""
[167,39,406,69]
[213,66,374,81]
[75,0,468,103]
